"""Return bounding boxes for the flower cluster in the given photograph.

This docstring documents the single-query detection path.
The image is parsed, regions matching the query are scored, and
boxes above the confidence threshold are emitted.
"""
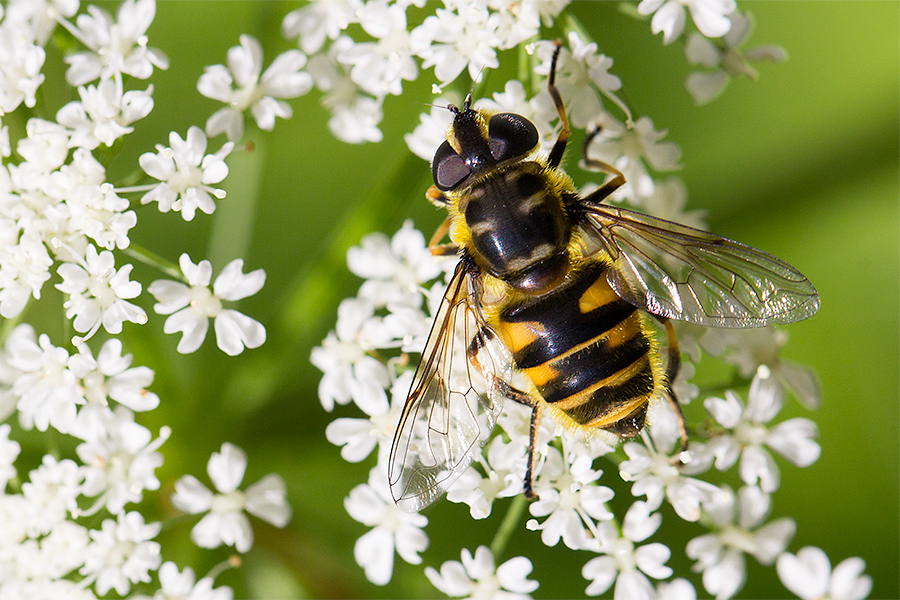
[278,0,776,146]
[314,213,868,598]
[317,229,869,599]
[0,0,294,597]
[310,3,872,599]
[0,323,291,597]
[0,0,877,598]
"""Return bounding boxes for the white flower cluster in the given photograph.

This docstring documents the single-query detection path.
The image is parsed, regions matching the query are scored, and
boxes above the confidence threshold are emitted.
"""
[316,224,871,599]
[0,0,269,351]
[309,4,871,597]
[0,324,287,597]
[271,0,786,146]
[270,0,679,145]
[0,0,294,597]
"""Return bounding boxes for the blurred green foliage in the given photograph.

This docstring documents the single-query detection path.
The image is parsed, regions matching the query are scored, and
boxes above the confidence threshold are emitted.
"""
[20,1,898,598]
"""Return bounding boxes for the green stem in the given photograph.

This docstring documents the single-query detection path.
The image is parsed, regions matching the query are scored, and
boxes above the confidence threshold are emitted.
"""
[489,494,528,560]
[699,373,753,394]
[122,244,183,281]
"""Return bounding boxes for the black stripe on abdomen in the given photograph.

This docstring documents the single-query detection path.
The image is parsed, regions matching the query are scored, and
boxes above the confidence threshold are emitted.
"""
[514,299,636,369]
[501,263,637,369]
[559,364,655,425]
[537,333,650,404]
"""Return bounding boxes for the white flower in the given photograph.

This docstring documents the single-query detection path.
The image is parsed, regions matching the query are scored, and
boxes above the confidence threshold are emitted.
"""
[446,436,526,520]
[344,467,428,585]
[281,0,361,54]
[13,116,69,172]
[311,297,391,414]
[703,328,821,409]
[148,253,266,356]
[138,126,234,221]
[776,546,873,600]
[0,578,98,600]
[0,423,20,489]
[657,578,698,600]
[425,546,539,600]
[5,324,82,433]
[80,511,162,596]
[534,33,624,130]
[335,3,417,98]
[527,451,615,550]
[348,220,444,310]
[685,11,788,105]
[0,230,53,319]
[638,0,736,45]
[76,407,169,515]
[20,455,83,536]
[327,93,385,144]
[56,80,155,150]
[3,0,80,45]
[304,36,387,144]
[686,485,795,600]
[56,148,137,251]
[410,5,501,86]
[33,519,91,581]
[56,244,147,342]
[584,114,681,201]
[702,371,820,493]
[492,0,565,49]
[619,401,719,522]
[199,34,313,141]
[62,0,169,85]
[130,561,235,600]
[325,370,412,464]
[582,502,672,599]
[326,416,383,463]
[171,442,291,553]
[67,337,160,424]
[0,23,46,112]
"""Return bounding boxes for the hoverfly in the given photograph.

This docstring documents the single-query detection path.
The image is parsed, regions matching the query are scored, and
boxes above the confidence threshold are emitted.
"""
[388,43,819,513]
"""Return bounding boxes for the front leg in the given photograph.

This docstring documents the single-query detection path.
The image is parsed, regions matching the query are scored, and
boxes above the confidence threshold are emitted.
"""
[428,216,458,256]
[580,124,626,205]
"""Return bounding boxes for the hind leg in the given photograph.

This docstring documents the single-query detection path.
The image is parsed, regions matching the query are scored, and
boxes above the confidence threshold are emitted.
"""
[654,315,688,451]
[496,380,542,499]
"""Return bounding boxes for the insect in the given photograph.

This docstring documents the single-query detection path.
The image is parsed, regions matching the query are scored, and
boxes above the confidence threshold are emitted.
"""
[388,43,819,513]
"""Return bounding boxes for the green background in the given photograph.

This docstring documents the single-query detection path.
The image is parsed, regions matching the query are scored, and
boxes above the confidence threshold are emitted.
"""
[19,1,899,598]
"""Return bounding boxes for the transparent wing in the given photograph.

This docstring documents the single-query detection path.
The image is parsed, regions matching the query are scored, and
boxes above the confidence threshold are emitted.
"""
[388,260,513,512]
[580,203,820,327]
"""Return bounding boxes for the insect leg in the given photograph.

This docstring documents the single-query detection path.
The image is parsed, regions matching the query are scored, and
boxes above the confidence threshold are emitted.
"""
[428,216,458,256]
[653,315,688,452]
[523,401,542,498]
[546,41,571,170]
[580,125,626,204]
[496,379,541,499]
[426,184,451,207]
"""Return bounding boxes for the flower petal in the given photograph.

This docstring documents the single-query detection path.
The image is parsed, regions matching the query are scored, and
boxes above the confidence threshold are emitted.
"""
[245,474,291,527]
[208,442,247,493]
[214,309,266,355]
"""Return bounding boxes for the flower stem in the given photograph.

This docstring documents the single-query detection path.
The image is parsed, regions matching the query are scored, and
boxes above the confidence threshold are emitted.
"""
[490,494,528,560]
[122,244,183,281]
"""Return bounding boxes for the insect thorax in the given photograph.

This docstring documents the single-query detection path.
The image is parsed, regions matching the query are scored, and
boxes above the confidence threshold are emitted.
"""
[458,161,572,295]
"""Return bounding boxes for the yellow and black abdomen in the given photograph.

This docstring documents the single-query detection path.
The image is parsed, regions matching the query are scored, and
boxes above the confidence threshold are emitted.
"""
[490,260,664,436]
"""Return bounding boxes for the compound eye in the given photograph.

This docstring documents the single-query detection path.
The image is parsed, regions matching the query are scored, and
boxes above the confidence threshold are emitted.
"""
[432,140,470,191]
[488,113,539,161]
